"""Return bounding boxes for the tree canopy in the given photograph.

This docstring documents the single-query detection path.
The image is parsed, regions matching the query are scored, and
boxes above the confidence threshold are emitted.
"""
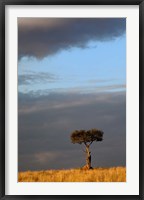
[71,128,104,145]
[70,128,104,169]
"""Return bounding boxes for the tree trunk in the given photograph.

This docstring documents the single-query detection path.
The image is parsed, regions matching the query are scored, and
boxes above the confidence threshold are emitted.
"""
[85,145,91,169]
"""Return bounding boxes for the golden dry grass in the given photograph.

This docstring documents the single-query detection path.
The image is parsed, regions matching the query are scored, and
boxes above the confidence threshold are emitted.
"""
[18,166,126,182]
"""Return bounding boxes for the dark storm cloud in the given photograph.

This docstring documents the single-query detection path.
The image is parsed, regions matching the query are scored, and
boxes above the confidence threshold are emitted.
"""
[18,18,126,59]
[18,72,59,85]
[18,91,126,171]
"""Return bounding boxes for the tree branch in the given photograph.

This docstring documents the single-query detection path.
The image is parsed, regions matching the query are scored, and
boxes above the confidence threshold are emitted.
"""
[84,142,87,146]
[89,141,93,146]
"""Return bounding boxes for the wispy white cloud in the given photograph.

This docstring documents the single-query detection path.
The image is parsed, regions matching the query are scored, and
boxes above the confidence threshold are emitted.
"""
[18,72,59,85]
[18,83,126,98]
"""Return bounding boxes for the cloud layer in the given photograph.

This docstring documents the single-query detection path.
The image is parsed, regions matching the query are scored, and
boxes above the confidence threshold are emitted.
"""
[18,18,125,59]
[18,91,126,171]
[18,72,59,85]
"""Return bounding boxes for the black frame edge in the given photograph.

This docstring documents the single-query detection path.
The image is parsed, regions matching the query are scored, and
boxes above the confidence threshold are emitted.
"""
[0,0,143,199]
[0,0,143,5]
[0,0,5,199]
[139,0,144,199]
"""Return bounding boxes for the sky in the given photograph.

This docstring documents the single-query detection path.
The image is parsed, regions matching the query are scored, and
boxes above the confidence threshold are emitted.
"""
[18,18,126,171]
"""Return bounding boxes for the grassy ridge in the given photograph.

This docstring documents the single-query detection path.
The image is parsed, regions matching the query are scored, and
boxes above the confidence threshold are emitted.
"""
[18,167,126,182]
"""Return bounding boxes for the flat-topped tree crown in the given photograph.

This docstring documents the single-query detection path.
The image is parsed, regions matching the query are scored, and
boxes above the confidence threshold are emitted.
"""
[71,129,103,144]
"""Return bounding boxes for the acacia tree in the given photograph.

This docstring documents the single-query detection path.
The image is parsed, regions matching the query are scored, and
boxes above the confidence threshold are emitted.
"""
[71,129,104,169]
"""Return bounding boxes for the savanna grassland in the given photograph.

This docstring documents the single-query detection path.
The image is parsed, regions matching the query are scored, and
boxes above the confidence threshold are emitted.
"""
[18,166,126,182]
